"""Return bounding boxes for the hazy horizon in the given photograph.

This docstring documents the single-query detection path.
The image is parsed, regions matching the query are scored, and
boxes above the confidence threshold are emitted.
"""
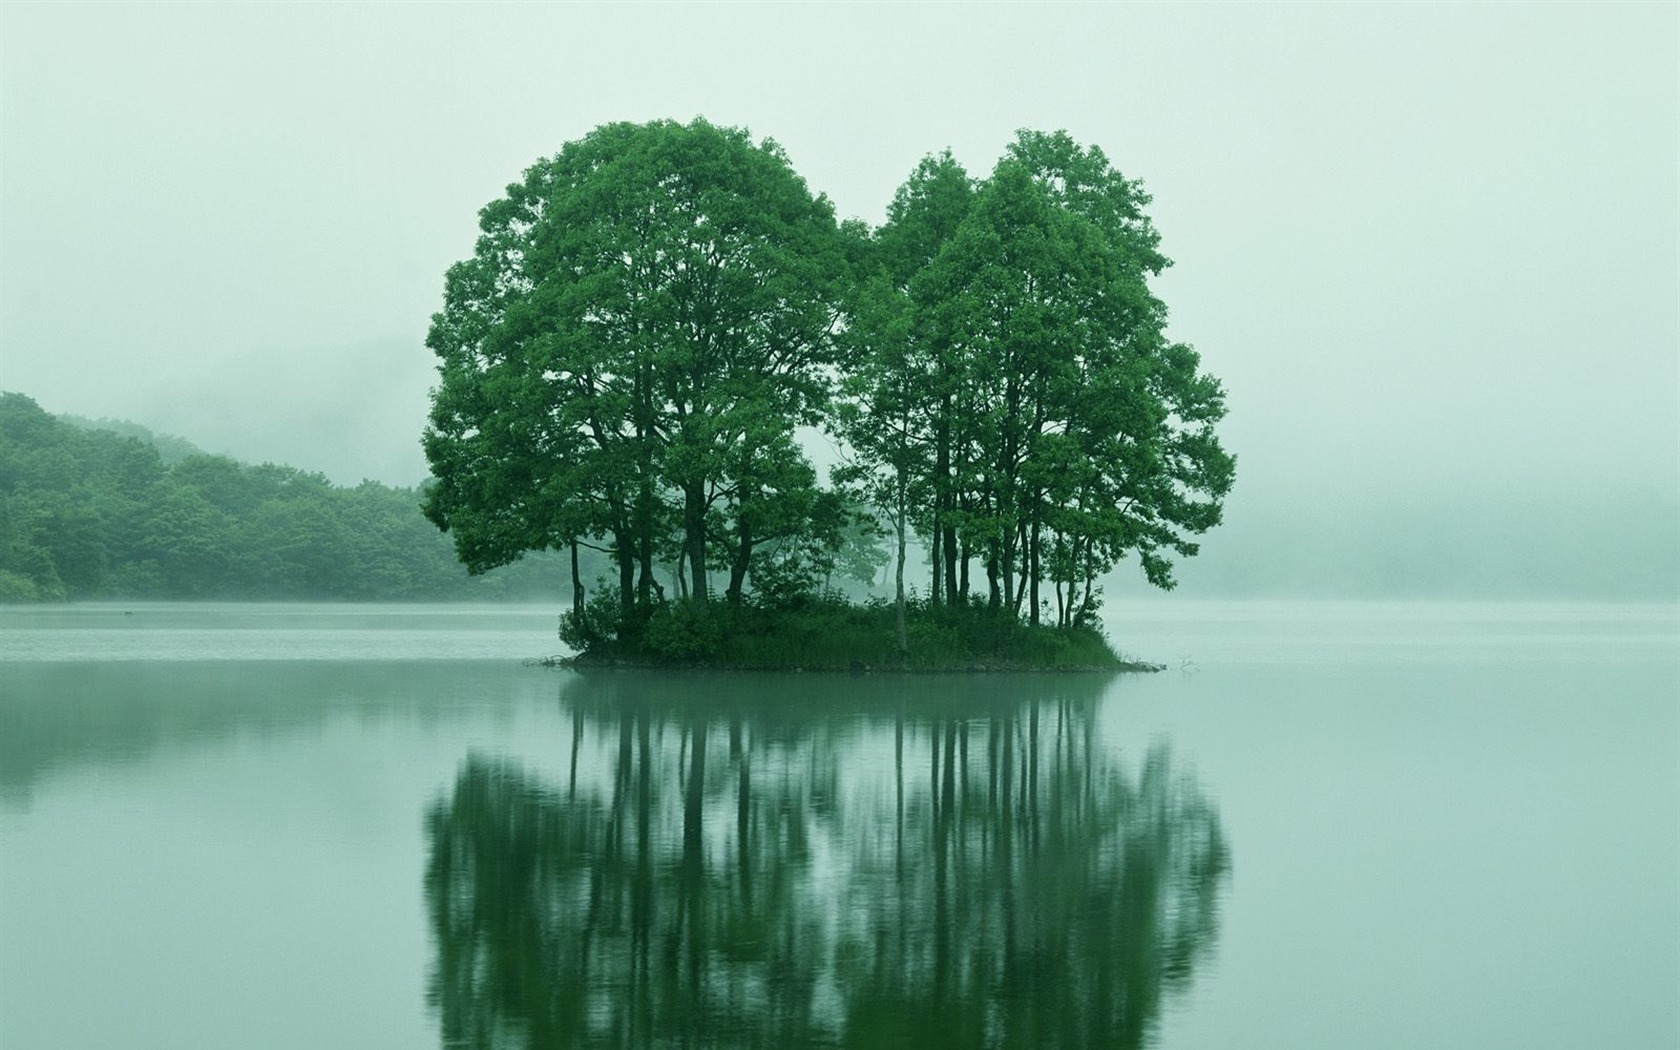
[2,3,1674,601]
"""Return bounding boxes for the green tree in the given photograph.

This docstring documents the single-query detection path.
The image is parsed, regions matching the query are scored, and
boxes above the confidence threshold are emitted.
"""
[832,270,919,648]
[424,119,850,629]
[832,154,976,645]
[873,132,1233,623]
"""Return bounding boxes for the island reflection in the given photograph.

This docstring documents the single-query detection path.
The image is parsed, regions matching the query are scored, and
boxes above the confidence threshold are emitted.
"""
[426,673,1228,1049]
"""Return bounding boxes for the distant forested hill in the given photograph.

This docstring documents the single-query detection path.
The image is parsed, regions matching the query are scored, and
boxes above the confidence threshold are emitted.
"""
[0,391,586,602]
[56,413,209,465]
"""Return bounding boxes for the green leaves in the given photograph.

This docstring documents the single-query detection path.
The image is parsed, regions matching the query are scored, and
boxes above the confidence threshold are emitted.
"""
[835,131,1234,619]
[422,120,1232,629]
[424,118,850,618]
[0,392,583,601]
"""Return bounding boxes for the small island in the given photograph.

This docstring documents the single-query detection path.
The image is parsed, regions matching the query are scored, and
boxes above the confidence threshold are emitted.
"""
[551,593,1157,673]
[423,119,1233,672]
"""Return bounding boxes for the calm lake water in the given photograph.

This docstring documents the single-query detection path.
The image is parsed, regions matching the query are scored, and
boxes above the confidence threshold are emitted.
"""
[1,601,1675,1049]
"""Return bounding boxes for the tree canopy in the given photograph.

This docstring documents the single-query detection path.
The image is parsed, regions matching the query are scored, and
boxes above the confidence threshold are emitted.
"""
[841,132,1235,628]
[423,120,1234,650]
[424,118,854,640]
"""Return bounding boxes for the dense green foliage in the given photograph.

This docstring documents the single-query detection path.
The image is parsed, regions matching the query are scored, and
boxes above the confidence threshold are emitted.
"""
[424,118,853,621]
[58,413,208,465]
[561,591,1136,671]
[0,392,578,601]
[841,136,1234,631]
[424,119,1234,657]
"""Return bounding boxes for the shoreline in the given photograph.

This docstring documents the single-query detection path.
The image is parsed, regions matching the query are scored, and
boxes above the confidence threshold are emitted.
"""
[529,654,1164,674]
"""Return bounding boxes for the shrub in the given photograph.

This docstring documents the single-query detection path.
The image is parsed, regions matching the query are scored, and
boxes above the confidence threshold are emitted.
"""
[559,586,625,653]
[641,600,727,663]
[565,586,1128,671]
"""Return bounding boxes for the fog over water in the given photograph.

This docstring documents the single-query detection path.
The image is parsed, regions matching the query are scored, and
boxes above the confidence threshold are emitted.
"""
[1,4,1674,599]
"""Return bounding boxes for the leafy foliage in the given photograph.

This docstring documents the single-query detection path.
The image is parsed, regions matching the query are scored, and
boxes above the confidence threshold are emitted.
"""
[834,132,1235,629]
[0,392,582,601]
[424,121,1233,659]
[566,590,1135,672]
[423,118,852,633]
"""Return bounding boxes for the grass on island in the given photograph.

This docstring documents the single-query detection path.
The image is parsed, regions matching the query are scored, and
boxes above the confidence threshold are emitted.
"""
[559,592,1158,673]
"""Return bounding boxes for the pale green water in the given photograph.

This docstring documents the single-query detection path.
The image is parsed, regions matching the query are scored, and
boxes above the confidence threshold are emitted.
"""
[1,601,1675,1049]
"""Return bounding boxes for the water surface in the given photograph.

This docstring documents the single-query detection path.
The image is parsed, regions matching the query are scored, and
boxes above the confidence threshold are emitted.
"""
[1,601,1674,1048]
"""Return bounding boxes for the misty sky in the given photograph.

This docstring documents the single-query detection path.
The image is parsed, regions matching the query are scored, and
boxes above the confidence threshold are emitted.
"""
[1,3,1675,598]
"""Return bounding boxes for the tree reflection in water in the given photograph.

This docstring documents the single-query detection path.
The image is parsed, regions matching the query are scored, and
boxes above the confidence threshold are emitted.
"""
[425,674,1228,1049]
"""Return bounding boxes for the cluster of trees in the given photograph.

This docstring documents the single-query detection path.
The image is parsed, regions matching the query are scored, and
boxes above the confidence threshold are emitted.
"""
[0,391,578,601]
[840,139,1233,638]
[424,119,1233,647]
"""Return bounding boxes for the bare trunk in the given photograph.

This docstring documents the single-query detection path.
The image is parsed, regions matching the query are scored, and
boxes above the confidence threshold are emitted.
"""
[616,537,635,617]
[944,521,959,607]
[985,545,1000,611]
[1076,543,1097,625]
[1028,513,1041,625]
[684,482,708,605]
[1064,535,1082,627]
[894,495,908,653]
[1054,568,1065,629]
[570,539,585,614]
[726,515,752,604]
[933,419,951,607]
[636,482,655,608]
[1001,528,1015,618]
[929,510,943,609]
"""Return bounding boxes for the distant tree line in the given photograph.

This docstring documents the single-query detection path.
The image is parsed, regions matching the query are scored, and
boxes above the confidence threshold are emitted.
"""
[423,119,1233,648]
[0,391,584,602]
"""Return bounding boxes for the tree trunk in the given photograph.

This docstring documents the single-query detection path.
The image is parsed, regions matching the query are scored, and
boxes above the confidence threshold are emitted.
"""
[616,534,635,615]
[944,521,959,608]
[894,480,908,653]
[637,537,655,608]
[1054,567,1065,628]
[1028,512,1041,626]
[985,546,1000,611]
[1012,554,1029,619]
[934,420,951,607]
[634,361,656,610]
[684,482,708,605]
[1077,544,1097,625]
[1001,530,1015,619]
[570,539,585,615]
[726,514,752,604]
[1064,536,1081,628]
[1009,518,1030,618]
[929,509,943,609]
